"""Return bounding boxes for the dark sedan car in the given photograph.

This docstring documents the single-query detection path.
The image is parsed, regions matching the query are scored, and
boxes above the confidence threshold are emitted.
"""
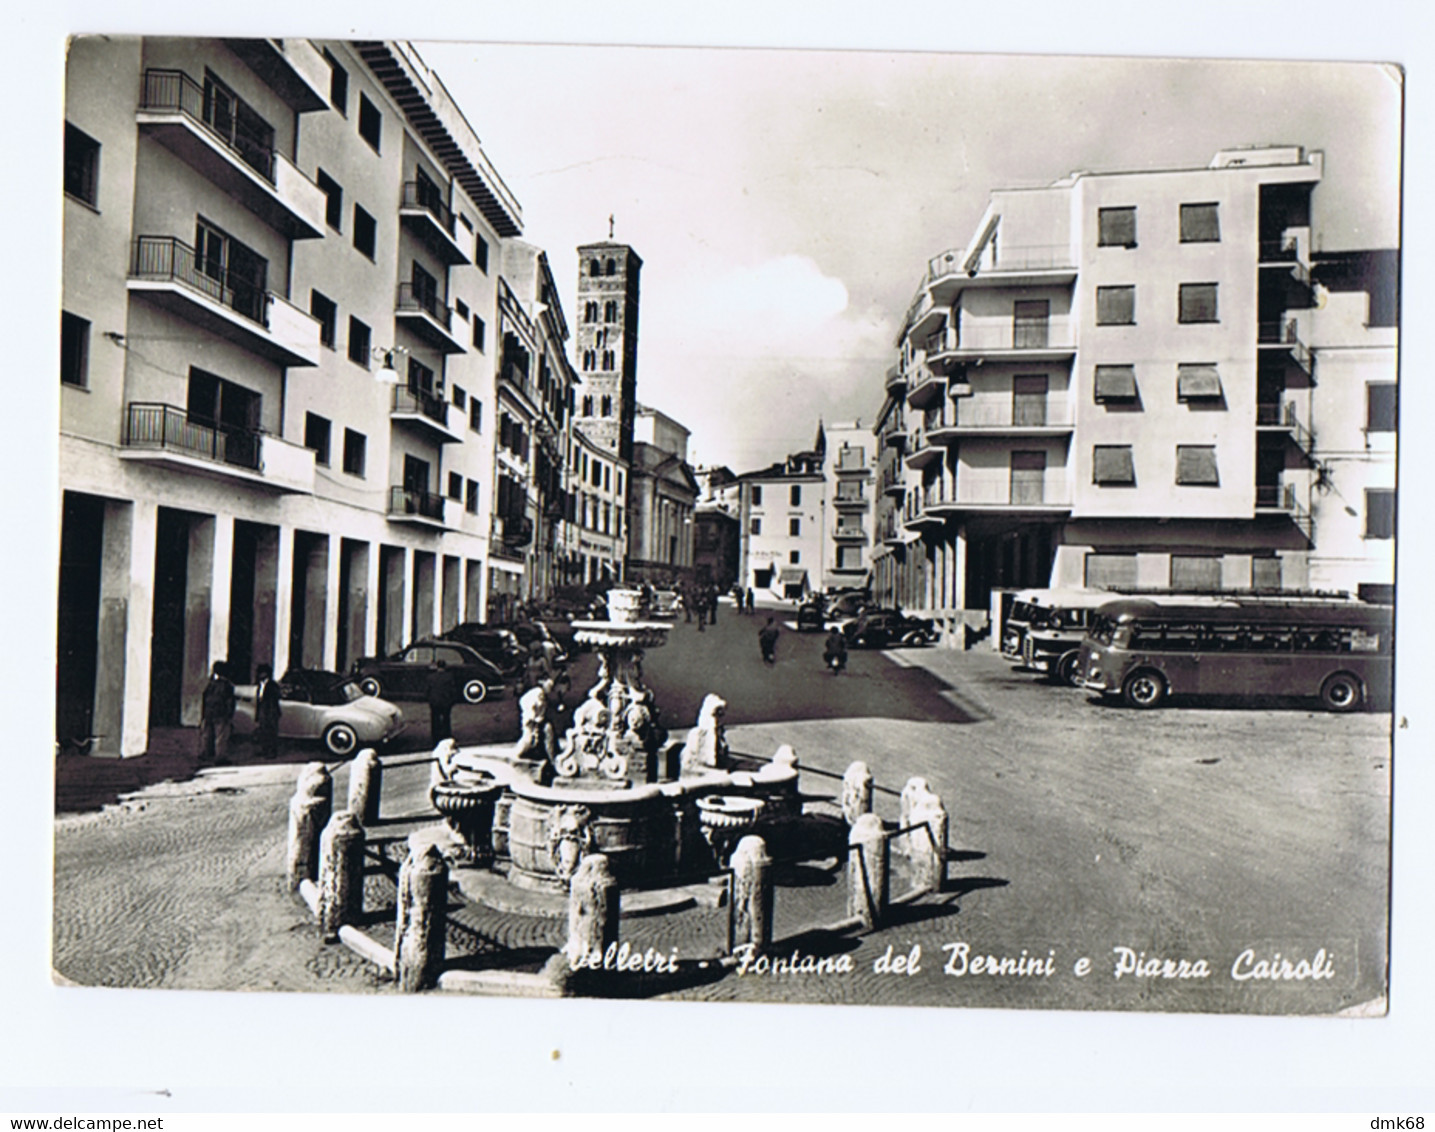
[841,609,938,648]
[796,598,827,632]
[438,623,530,679]
[352,640,508,703]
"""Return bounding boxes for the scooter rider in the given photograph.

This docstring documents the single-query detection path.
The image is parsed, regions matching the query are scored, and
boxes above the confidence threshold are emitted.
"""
[823,626,848,674]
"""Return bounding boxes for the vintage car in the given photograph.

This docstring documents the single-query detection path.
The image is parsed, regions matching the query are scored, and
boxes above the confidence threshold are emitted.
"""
[438,623,531,679]
[796,597,828,632]
[841,608,938,648]
[233,669,405,757]
[650,589,683,617]
[352,640,509,704]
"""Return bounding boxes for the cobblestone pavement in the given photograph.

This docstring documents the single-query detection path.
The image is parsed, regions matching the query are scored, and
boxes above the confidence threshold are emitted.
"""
[51,603,1392,1015]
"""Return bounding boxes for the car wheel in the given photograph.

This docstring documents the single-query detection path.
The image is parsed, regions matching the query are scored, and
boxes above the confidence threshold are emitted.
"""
[1320,672,1363,713]
[900,629,929,647]
[322,722,359,757]
[1056,651,1082,687]
[358,676,382,698]
[1122,669,1166,709]
[463,679,488,704]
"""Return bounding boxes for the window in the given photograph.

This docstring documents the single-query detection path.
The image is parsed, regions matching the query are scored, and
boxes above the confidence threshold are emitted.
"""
[750,517,762,535]
[60,312,90,388]
[469,399,482,432]
[1252,556,1282,590]
[64,123,100,206]
[472,316,486,352]
[790,485,802,506]
[454,298,469,322]
[352,205,376,259]
[475,236,489,273]
[1096,285,1135,325]
[601,350,615,371]
[310,291,337,349]
[751,485,763,506]
[1180,202,1220,243]
[606,258,617,276]
[1170,555,1222,591]
[601,395,612,417]
[1012,374,1049,425]
[1013,300,1050,348]
[1092,445,1136,486]
[358,94,382,152]
[582,395,593,417]
[604,465,611,491]
[316,170,343,231]
[592,459,602,487]
[1098,206,1137,247]
[617,472,624,495]
[1093,364,1137,403]
[1085,552,1138,589]
[466,478,479,514]
[582,350,595,371]
[342,428,366,477]
[604,300,618,322]
[1365,489,1395,539]
[584,301,598,323]
[304,413,332,466]
[1175,445,1219,486]
[1178,283,1219,323]
[590,258,602,277]
[1367,383,1396,432]
[194,217,268,323]
[458,213,473,232]
[452,385,467,409]
[347,317,371,366]
[323,49,348,115]
[789,550,801,564]
[1176,363,1223,401]
[837,545,863,570]
[448,472,463,500]
[789,518,802,537]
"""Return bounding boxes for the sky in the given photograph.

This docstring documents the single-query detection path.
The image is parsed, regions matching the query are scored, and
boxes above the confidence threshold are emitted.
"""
[415,44,1402,474]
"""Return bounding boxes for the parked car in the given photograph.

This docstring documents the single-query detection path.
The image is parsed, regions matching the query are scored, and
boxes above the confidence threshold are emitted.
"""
[650,589,683,617]
[352,640,508,704]
[232,669,405,757]
[841,609,938,648]
[438,623,530,679]
[796,597,827,632]
[827,591,875,620]
[504,619,570,663]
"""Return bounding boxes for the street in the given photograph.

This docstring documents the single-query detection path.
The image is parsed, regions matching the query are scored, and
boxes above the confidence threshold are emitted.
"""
[51,597,1391,1013]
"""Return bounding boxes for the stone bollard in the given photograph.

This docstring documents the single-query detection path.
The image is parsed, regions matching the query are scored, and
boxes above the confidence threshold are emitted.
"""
[909,791,949,894]
[898,777,931,858]
[347,748,383,826]
[564,853,619,966]
[318,810,366,941]
[841,760,874,827]
[847,812,889,930]
[394,844,449,992]
[286,763,334,891]
[728,835,774,957]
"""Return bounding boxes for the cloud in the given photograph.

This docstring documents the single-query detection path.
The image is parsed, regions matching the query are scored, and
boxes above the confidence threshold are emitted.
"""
[703,254,850,328]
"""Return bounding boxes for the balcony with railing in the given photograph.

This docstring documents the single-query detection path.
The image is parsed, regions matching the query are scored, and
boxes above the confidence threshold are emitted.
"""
[1255,482,1314,540]
[388,486,446,526]
[400,181,471,265]
[1257,318,1313,377]
[925,243,1077,303]
[1256,399,1316,459]
[905,365,945,410]
[396,282,466,354]
[925,315,1077,367]
[119,402,315,492]
[880,413,908,451]
[947,400,1075,434]
[835,450,869,474]
[884,363,908,393]
[904,425,944,471]
[833,489,868,509]
[881,465,907,497]
[127,236,320,366]
[135,69,325,239]
[391,384,463,444]
[1259,228,1313,289]
[832,523,868,541]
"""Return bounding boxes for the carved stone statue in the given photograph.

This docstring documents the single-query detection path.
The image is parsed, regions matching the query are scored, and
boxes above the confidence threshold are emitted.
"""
[679,693,729,775]
[547,803,594,881]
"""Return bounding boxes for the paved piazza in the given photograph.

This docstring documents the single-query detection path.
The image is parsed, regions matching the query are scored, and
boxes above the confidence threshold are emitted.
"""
[52,602,1392,1014]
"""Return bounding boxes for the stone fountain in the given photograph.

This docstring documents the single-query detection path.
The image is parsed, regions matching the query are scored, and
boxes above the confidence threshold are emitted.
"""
[429,589,801,897]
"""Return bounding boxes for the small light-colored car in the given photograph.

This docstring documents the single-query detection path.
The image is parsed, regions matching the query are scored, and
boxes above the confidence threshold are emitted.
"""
[650,589,683,617]
[233,669,406,757]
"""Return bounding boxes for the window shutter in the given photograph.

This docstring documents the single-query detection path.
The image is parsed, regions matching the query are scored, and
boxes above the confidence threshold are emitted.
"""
[1180,203,1220,243]
[1096,286,1135,325]
[1093,445,1136,485]
[1098,207,1137,247]
[1084,553,1138,589]
[1176,364,1222,400]
[1176,445,1219,485]
[1093,365,1137,401]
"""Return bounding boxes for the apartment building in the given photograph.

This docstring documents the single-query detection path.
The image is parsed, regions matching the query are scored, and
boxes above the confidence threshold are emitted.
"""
[693,466,741,591]
[821,423,876,591]
[877,146,1396,640]
[737,428,827,600]
[58,37,554,755]
[569,424,627,587]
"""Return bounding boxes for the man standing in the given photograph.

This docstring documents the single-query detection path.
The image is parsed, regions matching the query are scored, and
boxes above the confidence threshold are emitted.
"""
[426,659,460,743]
[254,663,282,759]
[198,661,236,765]
[758,617,780,666]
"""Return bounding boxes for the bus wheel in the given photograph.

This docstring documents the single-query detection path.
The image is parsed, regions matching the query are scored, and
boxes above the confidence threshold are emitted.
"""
[1122,669,1166,709]
[1320,672,1363,713]
[1057,651,1082,687]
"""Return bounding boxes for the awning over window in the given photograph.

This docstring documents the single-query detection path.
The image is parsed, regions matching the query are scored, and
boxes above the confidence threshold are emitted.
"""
[1093,445,1136,485]
[1177,364,1222,400]
[1176,445,1220,485]
[1093,364,1137,401]
[778,567,808,585]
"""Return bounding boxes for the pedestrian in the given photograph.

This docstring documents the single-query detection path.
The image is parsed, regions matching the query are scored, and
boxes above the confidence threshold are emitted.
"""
[823,627,848,675]
[697,591,706,632]
[746,587,755,614]
[758,617,780,666]
[254,663,282,760]
[426,659,460,743]
[708,584,719,625]
[198,660,236,765]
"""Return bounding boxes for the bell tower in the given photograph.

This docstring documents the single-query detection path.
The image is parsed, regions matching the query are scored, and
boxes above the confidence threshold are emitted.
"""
[574,237,642,463]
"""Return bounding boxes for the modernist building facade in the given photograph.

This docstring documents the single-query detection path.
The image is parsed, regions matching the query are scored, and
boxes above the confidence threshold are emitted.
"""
[57,37,590,754]
[871,146,1397,638]
[820,423,876,592]
[737,430,827,601]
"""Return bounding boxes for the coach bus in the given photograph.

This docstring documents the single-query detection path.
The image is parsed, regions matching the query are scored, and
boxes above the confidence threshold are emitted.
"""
[1000,589,1116,686]
[1076,596,1393,712]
